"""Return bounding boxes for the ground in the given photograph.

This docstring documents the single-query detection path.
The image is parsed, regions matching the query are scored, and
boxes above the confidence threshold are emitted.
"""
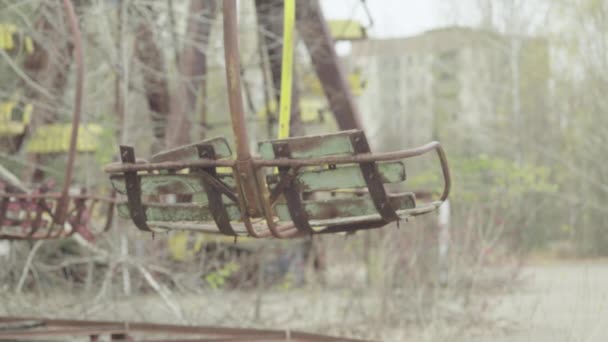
[471,260,608,342]
[2,259,608,341]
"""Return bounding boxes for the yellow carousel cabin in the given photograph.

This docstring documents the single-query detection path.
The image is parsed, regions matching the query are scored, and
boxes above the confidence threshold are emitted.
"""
[26,124,103,154]
[0,100,31,137]
[0,23,34,55]
[327,20,367,41]
[256,70,367,125]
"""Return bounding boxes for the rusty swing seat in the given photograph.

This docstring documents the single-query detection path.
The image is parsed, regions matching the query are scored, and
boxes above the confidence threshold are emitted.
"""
[104,0,451,238]
[0,0,115,242]
[106,130,449,238]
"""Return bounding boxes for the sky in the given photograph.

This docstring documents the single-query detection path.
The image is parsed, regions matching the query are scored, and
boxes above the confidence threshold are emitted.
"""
[321,0,481,39]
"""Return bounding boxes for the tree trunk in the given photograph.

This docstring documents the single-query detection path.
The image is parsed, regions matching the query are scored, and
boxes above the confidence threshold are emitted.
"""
[166,0,218,148]
[21,2,80,182]
[296,0,362,131]
[133,5,172,152]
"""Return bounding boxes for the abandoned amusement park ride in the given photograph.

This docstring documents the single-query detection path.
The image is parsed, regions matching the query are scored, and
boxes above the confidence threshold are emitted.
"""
[0,0,451,339]
[105,0,451,238]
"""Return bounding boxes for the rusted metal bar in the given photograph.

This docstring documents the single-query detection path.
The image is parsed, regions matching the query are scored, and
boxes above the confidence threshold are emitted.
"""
[223,0,251,161]
[0,316,368,341]
[0,193,115,202]
[196,144,237,236]
[273,143,313,233]
[223,0,268,221]
[349,131,399,222]
[119,146,151,232]
[296,0,362,130]
[55,0,84,226]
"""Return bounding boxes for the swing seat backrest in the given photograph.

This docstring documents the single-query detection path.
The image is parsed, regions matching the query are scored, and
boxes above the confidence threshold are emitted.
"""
[110,137,247,235]
[258,129,416,230]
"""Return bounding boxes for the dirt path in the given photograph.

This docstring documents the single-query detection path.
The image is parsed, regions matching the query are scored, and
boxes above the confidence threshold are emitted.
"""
[473,261,608,342]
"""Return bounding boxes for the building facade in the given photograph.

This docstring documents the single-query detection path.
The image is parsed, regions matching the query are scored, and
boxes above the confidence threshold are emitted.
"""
[349,27,549,155]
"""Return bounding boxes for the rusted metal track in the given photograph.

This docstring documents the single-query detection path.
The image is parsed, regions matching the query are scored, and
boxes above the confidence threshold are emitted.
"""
[0,316,370,341]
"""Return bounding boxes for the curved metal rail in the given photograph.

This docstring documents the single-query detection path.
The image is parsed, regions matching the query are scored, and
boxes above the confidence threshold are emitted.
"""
[0,316,368,341]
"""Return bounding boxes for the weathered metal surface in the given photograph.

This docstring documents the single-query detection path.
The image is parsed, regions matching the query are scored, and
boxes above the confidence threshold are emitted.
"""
[116,202,242,222]
[107,138,451,237]
[0,316,368,341]
[119,145,151,232]
[350,130,399,222]
[111,162,403,196]
[224,0,251,161]
[110,173,235,196]
[259,130,358,159]
[196,144,238,236]
[293,161,405,192]
[150,137,232,163]
[275,193,415,223]
[273,142,313,233]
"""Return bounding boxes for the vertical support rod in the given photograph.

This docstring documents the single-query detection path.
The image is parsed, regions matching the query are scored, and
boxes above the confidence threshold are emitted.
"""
[55,0,84,225]
[277,0,295,139]
[296,0,362,130]
[223,0,251,161]
[255,0,304,137]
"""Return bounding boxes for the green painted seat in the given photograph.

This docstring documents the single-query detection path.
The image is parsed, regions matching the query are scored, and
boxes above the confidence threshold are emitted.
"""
[114,137,245,235]
[112,131,424,236]
[258,129,416,231]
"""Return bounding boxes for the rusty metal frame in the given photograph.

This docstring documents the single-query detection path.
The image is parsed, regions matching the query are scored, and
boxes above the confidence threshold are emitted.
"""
[105,139,451,238]
[120,145,151,232]
[273,142,313,234]
[0,316,368,341]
